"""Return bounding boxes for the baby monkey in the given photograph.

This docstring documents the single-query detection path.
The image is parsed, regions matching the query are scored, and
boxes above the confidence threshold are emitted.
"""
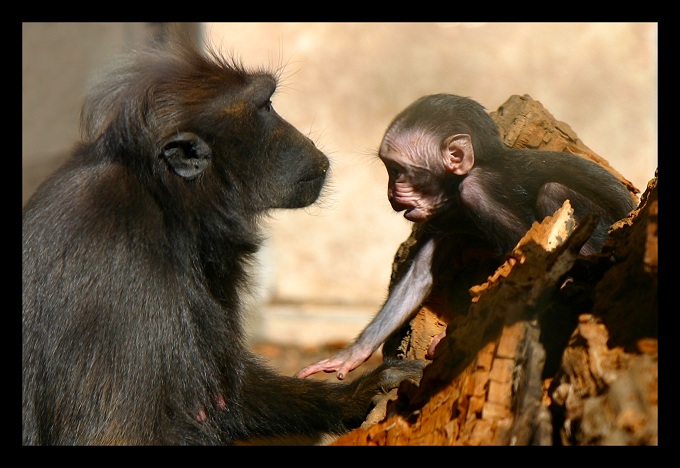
[296,94,637,380]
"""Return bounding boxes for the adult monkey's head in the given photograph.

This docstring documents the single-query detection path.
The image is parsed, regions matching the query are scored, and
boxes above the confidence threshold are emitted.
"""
[81,40,330,218]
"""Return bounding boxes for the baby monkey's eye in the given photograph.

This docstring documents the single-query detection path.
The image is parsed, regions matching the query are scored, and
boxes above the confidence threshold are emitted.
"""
[385,163,401,178]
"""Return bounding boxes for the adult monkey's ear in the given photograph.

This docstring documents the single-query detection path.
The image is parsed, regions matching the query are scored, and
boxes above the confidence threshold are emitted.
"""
[442,134,474,176]
[160,132,212,179]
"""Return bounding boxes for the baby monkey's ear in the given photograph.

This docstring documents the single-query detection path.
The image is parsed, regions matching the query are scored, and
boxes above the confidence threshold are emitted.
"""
[442,134,474,175]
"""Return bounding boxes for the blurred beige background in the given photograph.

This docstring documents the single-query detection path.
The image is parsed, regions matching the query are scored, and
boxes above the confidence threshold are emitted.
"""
[22,22,658,347]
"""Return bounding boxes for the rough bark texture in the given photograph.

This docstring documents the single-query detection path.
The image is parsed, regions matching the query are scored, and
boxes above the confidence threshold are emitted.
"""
[332,94,658,446]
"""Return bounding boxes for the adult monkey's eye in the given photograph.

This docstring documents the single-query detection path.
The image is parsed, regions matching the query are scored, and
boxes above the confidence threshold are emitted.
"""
[261,100,273,112]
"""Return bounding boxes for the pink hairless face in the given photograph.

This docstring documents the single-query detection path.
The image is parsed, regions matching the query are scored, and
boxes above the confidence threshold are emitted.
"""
[379,127,459,222]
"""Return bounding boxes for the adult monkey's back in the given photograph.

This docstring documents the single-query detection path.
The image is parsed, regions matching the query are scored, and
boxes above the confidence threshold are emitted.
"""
[22,36,423,445]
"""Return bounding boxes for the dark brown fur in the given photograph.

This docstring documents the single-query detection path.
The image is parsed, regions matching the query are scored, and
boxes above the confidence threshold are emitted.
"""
[22,38,422,445]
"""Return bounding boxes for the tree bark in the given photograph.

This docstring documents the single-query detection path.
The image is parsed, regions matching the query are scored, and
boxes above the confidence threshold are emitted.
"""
[332,94,658,446]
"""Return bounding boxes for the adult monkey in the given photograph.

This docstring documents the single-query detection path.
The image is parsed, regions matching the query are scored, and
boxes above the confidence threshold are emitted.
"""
[22,37,424,445]
[296,93,638,381]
